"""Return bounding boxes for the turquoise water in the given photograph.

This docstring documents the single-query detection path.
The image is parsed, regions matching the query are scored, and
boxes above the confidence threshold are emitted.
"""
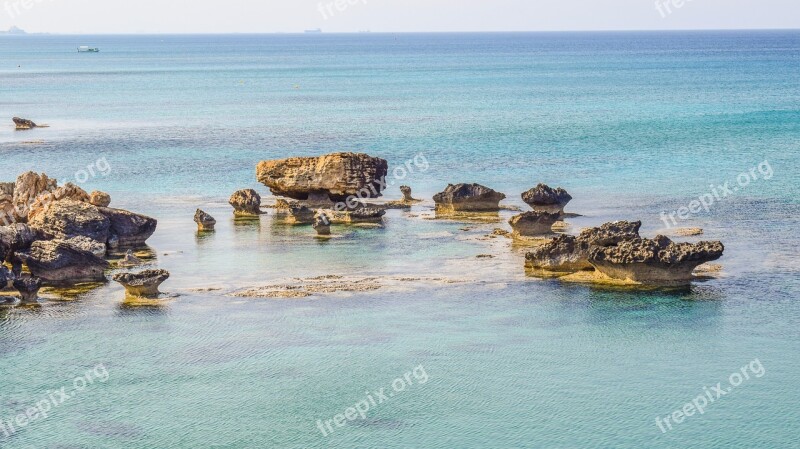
[0,32,799,448]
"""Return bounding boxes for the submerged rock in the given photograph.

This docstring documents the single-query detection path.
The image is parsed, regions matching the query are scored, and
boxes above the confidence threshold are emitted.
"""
[98,207,157,247]
[433,183,506,212]
[256,152,389,202]
[112,269,170,298]
[588,236,724,284]
[13,117,37,130]
[229,189,262,216]
[508,211,560,237]
[20,240,109,283]
[194,209,216,231]
[313,213,331,236]
[525,221,642,272]
[13,276,42,302]
[89,190,111,208]
[522,184,572,214]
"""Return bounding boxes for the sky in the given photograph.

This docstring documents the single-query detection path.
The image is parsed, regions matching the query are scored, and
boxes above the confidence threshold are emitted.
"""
[0,0,798,34]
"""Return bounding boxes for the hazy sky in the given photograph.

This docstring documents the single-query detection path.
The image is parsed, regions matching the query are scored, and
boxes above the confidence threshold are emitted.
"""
[1,0,797,34]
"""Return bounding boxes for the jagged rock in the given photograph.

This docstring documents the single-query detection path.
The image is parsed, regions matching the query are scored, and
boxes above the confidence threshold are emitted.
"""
[433,183,506,212]
[522,184,572,214]
[194,209,216,231]
[0,223,36,259]
[28,183,91,221]
[400,186,421,203]
[256,152,389,202]
[525,221,642,272]
[313,213,331,236]
[89,191,111,207]
[98,207,157,247]
[20,240,109,283]
[13,276,41,302]
[0,182,13,224]
[119,250,142,267]
[28,200,110,243]
[287,206,315,224]
[12,172,57,222]
[508,211,560,237]
[13,117,37,130]
[62,236,106,258]
[229,189,262,216]
[112,269,169,298]
[588,235,725,283]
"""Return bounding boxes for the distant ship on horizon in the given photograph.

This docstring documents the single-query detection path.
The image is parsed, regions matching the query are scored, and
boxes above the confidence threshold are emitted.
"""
[304,28,322,34]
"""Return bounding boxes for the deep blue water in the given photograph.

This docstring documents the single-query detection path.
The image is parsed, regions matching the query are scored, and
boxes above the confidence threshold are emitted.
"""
[0,31,799,448]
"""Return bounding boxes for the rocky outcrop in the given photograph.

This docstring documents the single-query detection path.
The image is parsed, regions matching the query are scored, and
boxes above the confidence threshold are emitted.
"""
[256,152,389,202]
[313,213,331,236]
[112,269,169,298]
[20,240,109,283]
[28,200,110,243]
[13,117,37,130]
[89,191,111,208]
[508,211,560,237]
[525,221,642,272]
[13,276,41,302]
[433,184,506,212]
[588,236,724,283]
[27,183,91,221]
[522,184,572,214]
[194,209,216,231]
[229,189,262,216]
[12,172,57,222]
[98,207,157,247]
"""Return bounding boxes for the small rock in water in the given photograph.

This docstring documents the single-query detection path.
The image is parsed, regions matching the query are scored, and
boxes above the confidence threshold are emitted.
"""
[229,189,262,217]
[112,269,170,298]
[194,209,216,231]
[433,183,506,212]
[673,228,704,237]
[508,211,560,238]
[313,213,331,236]
[12,117,37,130]
[13,276,42,303]
[400,185,421,203]
[521,184,572,214]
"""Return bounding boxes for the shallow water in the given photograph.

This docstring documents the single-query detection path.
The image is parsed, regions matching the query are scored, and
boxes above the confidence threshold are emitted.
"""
[0,31,799,448]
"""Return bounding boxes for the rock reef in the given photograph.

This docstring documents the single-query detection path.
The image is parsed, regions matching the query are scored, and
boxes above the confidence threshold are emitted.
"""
[433,183,506,212]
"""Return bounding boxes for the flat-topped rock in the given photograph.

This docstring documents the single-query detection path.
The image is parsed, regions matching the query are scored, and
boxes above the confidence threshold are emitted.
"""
[433,183,506,212]
[20,240,109,283]
[588,235,724,284]
[256,152,389,202]
[229,189,262,216]
[112,269,170,298]
[509,211,560,237]
[315,207,386,224]
[522,184,572,214]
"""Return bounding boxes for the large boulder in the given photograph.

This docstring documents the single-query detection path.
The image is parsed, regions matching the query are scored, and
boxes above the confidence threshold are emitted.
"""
[433,183,506,212]
[588,235,725,284]
[228,189,262,216]
[525,221,642,272]
[28,200,110,243]
[522,184,572,214]
[256,152,389,202]
[98,207,157,247]
[509,211,560,237]
[113,269,169,298]
[20,240,109,283]
[12,172,57,222]
[13,117,37,130]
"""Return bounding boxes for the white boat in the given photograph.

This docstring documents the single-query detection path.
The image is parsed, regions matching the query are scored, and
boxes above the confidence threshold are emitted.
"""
[78,46,100,53]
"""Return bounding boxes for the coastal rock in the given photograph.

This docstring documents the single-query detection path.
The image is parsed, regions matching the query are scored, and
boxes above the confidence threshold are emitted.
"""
[508,211,560,237]
[20,240,109,283]
[98,207,157,247]
[13,276,42,302]
[194,209,216,231]
[433,183,506,212]
[313,213,331,236]
[229,189,262,216]
[256,152,389,202]
[287,206,315,224]
[12,117,37,130]
[0,265,11,289]
[62,236,107,258]
[12,172,57,222]
[28,200,110,243]
[400,186,421,203]
[522,184,572,214]
[0,182,13,223]
[89,191,111,208]
[0,223,36,258]
[588,235,725,283]
[112,269,170,298]
[28,183,91,221]
[525,221,642,272]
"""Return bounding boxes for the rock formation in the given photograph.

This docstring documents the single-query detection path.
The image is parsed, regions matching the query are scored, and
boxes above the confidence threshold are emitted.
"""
[522,184,572,214]
[28,200,110,244]
[508,211,560,237]
[433,183,506,212]
[27,183,91,221]
[97,207,157,247]
[89,191,111,207]
[287,206,315,224]
[525,221,642,272]
[256,152,389,202]
[588,235,724,283]
[400,186,421,203]
[194,209,216,231]
[119,250,142,267]
[12,172,57,222]
[229,189,262,216]
[314,207,386,224]
[13,276,42,302]
[20,240,109,282]
[13,117,37,130]
[112,269,170,298]
[313,213,331,236]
